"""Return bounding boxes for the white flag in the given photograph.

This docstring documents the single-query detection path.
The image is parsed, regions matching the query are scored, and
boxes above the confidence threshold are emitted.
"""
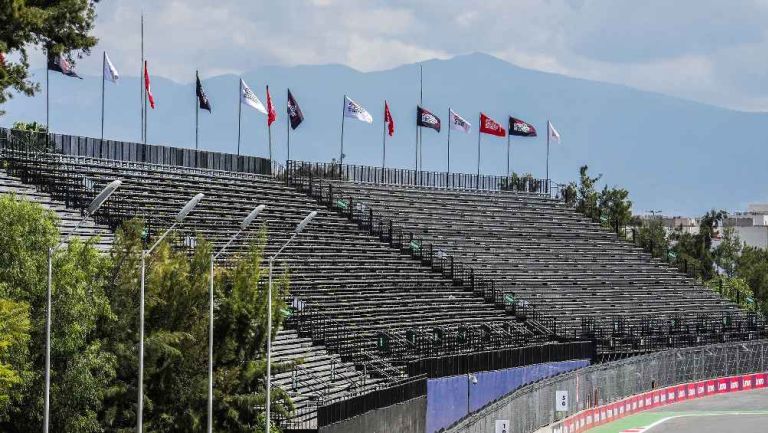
[103,52,119,83]
[343,96,373,124]
[449,109,471,133]
[548,121,561,143]
[240,79,267,114]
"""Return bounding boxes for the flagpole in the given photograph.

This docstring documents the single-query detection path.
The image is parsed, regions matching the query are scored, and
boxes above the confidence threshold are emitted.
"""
[340,95,345,164]
[507,130,511,179]
[237,79,242,156]
[46,51,50,132]
[447,108,451,174]
[414,113,418,172]
[140,13,145,143]
[143,61,147,145]
[382,101,386,169]
[267,85,273,162]
[477,115,481,182]
[418,64,423,171]
[546,120,550,184]
[286,89,291,162]
[101,52,106,141]
[196,71,200,151]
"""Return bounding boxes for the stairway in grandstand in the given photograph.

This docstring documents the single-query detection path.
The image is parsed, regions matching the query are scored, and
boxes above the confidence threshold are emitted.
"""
[286,163,765,353]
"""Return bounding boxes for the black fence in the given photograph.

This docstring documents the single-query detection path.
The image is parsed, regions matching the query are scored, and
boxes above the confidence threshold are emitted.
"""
[0,127,273,175]
[285,160,551,195]
[316,375,427,428]
[407,341,595,378]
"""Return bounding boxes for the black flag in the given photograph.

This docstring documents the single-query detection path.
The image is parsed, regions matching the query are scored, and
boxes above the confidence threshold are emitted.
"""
[287,89,304,129]
[417,106,440,132]
[47,54,82,79]
[196,74,211,112]
[509,117,537,137]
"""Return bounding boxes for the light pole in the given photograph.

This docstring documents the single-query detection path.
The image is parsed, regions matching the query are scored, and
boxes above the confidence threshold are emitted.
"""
[44,179,122,433]
[265,210,317,433]
[207,204,265,433]
[138,192,205,433]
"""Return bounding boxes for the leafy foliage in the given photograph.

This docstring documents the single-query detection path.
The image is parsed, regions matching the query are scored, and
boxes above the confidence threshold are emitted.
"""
[575,165,602,221]
[0,0,99,114]
[598,185,632,235]
[0,197,294,432]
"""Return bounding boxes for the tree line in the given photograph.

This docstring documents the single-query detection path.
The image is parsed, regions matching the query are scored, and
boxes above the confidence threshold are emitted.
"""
[0,195,293,432]
[564,165,768,315]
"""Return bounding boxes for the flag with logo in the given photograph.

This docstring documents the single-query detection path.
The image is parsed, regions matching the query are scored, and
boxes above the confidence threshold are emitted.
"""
[417,106,441,132]
[144,60,155,109]
[384,101,394,136]
[479,113,505,137]
[509,117,536,137]
[287,89,304,129]
[449,109,471,133]
[196,74,211,112]
[103,52,119,83]
[344,96,373,123]
[240,79,267,114]
[266,86,277,126]
[548,121,561,143]
[48,54,82,79]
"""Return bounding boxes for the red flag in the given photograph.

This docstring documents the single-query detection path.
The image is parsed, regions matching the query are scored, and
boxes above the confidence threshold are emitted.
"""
[266,86,277,126]
[384,101,394,136]
[479,112,505,137]
[144,60,155,109]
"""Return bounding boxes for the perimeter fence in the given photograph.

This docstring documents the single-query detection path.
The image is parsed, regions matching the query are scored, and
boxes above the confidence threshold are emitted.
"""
[446,339,768,433]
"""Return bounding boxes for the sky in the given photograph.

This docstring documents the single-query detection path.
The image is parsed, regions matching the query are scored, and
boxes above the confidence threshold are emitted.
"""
[26,0,768,113]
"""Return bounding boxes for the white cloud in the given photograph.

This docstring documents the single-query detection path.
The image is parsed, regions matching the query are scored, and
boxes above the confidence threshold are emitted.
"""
[22,0,768,111]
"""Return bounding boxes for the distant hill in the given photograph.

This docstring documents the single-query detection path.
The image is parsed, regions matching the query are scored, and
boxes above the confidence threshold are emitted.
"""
[2,52,767,215]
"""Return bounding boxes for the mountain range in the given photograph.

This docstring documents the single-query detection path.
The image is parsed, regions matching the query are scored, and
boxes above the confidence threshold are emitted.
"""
[2,52,766,216]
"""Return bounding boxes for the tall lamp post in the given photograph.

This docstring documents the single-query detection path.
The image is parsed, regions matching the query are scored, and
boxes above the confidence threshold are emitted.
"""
[44,179,122,433]
[265,210,317,433]
[138,192,205,433]
[207,204,266,433]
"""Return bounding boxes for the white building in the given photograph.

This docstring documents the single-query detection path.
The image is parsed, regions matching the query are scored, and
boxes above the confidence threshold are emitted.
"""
[724,204,768,250]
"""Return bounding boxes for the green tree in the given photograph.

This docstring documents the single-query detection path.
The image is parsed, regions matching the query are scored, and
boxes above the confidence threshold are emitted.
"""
[636,218,668,259]
[705,276,755,311]
[0,297,30,416]
[713,227,742,277]
[736,246,768,315]
[100,221,293,433]
[575,165,601,221]
[598,185,632,235]
[1,0,99,114]
[0,195,115,433]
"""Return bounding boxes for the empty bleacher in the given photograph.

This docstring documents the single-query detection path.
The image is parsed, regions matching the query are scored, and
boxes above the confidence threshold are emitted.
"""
[285,161,764,352]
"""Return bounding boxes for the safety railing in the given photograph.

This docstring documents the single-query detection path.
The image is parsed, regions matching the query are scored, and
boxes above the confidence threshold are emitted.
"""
[285,160,551,195]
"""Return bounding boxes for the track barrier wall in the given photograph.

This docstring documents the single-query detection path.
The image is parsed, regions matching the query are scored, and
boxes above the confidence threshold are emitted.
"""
[427,360,590,433]
[446,340,768,433]
[551,371,768,433]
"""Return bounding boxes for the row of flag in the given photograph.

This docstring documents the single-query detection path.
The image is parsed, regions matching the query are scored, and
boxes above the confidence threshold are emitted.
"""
[46,51,562,177]
[345,96,561,142]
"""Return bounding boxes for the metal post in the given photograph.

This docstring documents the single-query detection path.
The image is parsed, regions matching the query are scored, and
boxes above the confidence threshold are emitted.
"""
[266,258,274,433]
[196,71,200,151]
[340,95,346,165]
[101,52,106,141]
[207,253,214,433]
[237,79,242,156]
[43,247,52,433]
[138,251,146,433]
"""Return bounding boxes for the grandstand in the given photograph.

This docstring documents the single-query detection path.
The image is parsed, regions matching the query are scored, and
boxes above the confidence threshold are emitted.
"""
[0,128,765,431]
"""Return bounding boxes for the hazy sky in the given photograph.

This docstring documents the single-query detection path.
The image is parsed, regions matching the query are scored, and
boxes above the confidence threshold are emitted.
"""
[29,0,768,112]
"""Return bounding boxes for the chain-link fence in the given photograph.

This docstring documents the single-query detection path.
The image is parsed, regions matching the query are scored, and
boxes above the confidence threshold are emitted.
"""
[447,339,768,433]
